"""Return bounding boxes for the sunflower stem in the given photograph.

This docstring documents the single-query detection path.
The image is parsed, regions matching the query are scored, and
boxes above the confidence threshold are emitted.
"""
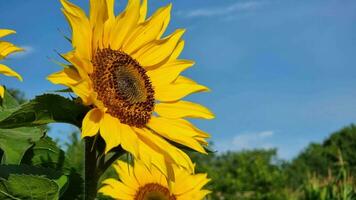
[99,146,126,174]
[85,138,99,200]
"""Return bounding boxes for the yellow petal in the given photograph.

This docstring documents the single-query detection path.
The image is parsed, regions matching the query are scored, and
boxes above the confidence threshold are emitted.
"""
[0,64,22,81]
[174,172,210,195]
[82,108,103,138]
[106,0,115,20]
[0,41,23,59]
[61,0,92,65]
[147,60,194,87]
[99,178,135,199]
[100,113,122,153]
[155,100,214,119]
[47,67,81,86]
[119,123,139,157]
[138,0,147,23]
[169,40,184,61]
[147,117,207,154]
[62,51,91,78]
[134,135,170,178]
[113,161,139,189]
[133,29,185,67]
[90,0,108,51]
[122,4,172,54]
[70,80,94,105]
[0,85,4,98]
[0,29,15,38]
[134,128,194,172]
[154,80,209,102]
[108,0,140,50]
[133,159,153,186]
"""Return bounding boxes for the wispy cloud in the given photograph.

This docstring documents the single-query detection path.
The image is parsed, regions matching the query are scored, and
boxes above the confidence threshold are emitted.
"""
[232,130,275,149]
[178,1,265,18]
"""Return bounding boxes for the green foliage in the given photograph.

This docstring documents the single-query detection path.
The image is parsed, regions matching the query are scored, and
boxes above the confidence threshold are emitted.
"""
[0,174,61,200]
[0,127,45,164]
[0,94,89,128]
[286,124,356,189]
[303,156,356,200]
[191,149,289,200]
[0,90,86,199]
[0,90,46,164]
[0,165,68,200]
[22,136,66,170]
[7,89,26,104]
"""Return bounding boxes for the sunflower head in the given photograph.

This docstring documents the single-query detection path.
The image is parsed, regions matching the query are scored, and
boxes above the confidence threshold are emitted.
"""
[0,29,23,97]
[48,0,214,178]
[99,160,211,200]
[91,48,154,127]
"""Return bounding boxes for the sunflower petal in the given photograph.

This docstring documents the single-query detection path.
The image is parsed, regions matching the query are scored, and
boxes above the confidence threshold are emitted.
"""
[147,60,194,87]
[138,0,148,23]
[100,113,122,153]
[82,108,103,138]
[109,0,140,50]
[61,0,92,65]
[147,117,207,154]
[113,161,139,189]
[136,137,170,178]
[90,0,108,50]
[0,41,23,59]
[99,178,135,199]
[154,80,209,102]
[155,100,214,119]
[0,85,4,98]
[169,40,185,61]
[134,128,194,172]
[47,67,81,86]
[133,29,185,67]
[119,124,139,157]
[0,64,22,81]
[0,29,15,38]
[122,4,172,54]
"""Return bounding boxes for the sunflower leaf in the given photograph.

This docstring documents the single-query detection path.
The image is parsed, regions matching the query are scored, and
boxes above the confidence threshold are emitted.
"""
[0,94,89,128]
[21,136,67,169]
[0,165,68,200]
[0,90,19,121]
[0,126,45,165]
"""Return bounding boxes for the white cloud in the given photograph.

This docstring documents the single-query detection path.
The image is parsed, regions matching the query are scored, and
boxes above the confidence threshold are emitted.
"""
[178,1,265,18]
[232,130,275,149]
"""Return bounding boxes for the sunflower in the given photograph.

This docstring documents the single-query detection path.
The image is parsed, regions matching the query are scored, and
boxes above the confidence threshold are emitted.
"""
[0,29,23,97]
[99,160,210,200]
[48,0,214,177]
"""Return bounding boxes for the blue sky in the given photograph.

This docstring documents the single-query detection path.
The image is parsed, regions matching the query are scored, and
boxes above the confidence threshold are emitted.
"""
[1,0,356,159]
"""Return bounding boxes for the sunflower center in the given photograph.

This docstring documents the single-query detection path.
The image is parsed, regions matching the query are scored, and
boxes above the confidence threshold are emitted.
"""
[91,48,155,127]
[134,183,176,200]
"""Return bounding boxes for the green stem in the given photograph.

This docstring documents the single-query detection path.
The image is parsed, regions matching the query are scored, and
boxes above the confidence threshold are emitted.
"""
[84,138,126,200]
[99,146,126,174]
[84,138,99,200]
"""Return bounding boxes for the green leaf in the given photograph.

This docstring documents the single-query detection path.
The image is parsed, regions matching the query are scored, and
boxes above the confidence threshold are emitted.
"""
[0,94,89,128]
[0,89,19,110]
[59,170,83,200]
[0,127,45,164]
[0,165,68,200]
[0,174,59,200]
[0,90,20,122]
[22,136,66,169]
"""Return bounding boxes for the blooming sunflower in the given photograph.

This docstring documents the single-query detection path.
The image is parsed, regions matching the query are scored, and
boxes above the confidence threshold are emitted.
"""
[48,0,214,176]
[99,160,210,200]
[0,29,23,97]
